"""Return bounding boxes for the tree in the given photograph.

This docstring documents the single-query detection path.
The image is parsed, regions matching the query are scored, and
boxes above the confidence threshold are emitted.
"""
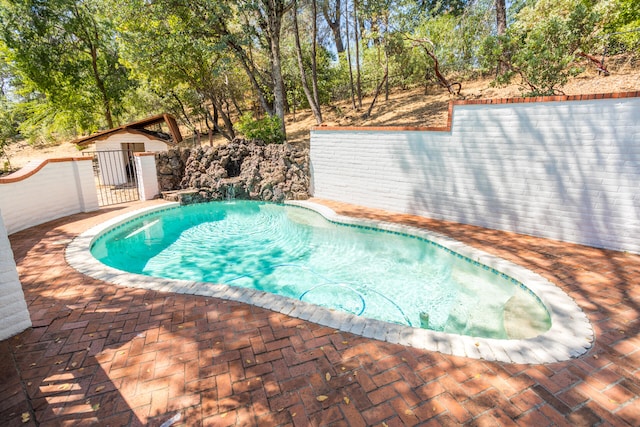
[320,0,345,53]
[117,0,240,140]
[353,0,362,108]
[488,0,601,96]
[0,0,132,133]
[344,0,357,109]
[0,96,17,170]
[495,0,507,36]
[153,0,291,135]
[357,0,393,101]
[495,0,508,75]
[418,0,469,16]
[605,0,640,52]
[0,43,20,168]
[292,0,323,123]
[0,0,625,144]
[242,0,294,135]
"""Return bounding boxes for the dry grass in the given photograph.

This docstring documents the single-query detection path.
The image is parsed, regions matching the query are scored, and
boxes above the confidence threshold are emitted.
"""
[284,63,640,145]
[5,61,639,170]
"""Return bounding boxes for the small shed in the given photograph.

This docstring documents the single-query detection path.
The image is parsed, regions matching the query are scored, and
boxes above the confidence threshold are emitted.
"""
[72,114,183,185]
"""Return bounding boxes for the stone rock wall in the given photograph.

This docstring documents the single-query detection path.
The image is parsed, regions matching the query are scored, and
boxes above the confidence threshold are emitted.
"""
[169,139,309,203]
[156,149,191,192]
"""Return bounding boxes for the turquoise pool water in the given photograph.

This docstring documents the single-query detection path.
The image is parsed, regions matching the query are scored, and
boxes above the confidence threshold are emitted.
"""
[91,201,551,339]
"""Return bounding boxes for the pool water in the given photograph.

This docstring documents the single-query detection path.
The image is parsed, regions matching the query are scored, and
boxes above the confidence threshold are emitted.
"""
[91,201,551,339]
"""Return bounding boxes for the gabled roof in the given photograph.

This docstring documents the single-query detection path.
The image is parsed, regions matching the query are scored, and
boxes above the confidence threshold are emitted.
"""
[72,114,183,148]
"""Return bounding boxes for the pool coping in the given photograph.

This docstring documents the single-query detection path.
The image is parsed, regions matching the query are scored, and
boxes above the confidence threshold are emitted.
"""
[65,200,594,364]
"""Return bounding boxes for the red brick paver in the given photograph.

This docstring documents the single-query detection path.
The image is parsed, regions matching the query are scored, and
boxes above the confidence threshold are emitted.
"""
[1,199,639,426]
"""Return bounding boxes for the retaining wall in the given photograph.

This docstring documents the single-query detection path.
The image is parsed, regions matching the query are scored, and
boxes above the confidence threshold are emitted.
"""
[310,93,640,253]
[0,209,31,340]
[0,155,160,340]
[0,157,100,234]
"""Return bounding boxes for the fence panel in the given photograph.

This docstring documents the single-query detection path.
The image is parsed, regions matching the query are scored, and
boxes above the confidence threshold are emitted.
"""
[84,150,140,206]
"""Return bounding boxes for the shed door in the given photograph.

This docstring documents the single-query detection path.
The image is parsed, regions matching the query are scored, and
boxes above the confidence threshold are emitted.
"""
[121,143,145,174]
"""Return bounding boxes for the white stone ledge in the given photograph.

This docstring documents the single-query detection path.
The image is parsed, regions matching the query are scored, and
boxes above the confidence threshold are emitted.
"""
[66,201,594,364]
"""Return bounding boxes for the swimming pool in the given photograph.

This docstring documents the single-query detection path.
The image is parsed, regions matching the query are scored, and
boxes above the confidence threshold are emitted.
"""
[67,200,593,363]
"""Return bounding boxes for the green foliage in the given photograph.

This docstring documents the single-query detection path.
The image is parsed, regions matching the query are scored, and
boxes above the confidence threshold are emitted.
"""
[604,0,640,53]
[386,36,426,89]
[513,19,583,95]
[236,113,285,145]
[418,0,470,16]
[483,0,600,96]
[0,0,636,145]
[114,0,248,139]
[282,41,336,109]
[376,0,494,92]
[0,98,17,167]
[606,0,640,32]
[1,43,26,160]
[0,0,133,138]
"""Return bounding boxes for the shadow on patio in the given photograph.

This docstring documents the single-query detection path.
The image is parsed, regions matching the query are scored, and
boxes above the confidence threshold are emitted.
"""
[1,200,639,426]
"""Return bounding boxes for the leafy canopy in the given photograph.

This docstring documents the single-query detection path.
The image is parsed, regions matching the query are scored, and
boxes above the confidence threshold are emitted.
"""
[0,0,637,147]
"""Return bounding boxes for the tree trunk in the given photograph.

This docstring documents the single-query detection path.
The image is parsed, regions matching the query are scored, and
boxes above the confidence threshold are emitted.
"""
[496,0,507,36]
[345,0,356,110]
[311,0,321,108]
[208,93,235,140]
[231,93,244,117]
[293,0,322,123]
[384,47,389,101]
[169,91,195,132]
[72,4,114,129]
[353,0,362,108]
[577,51,609,75]
[321,0,344,53]
[364,70,388,118]
[270,32,287,136]
[89,44,114,128]
[384,13,389,101]
[423,45,461,95]
[224,34,274,116]
[495,0,508,75]
[258,0,289,137]
[212,101,219,128]
[204,104,214,131]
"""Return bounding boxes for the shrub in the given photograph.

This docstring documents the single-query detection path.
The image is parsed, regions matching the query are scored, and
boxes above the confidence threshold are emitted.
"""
[481,0,599,96]
[236,113,285,145]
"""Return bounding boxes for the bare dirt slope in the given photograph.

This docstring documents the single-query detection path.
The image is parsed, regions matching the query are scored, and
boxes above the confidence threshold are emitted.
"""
[5,60,639,170]
[285,63,640,145]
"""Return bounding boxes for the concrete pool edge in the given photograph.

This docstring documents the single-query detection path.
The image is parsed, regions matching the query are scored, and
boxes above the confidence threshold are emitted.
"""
[65,200,594,364]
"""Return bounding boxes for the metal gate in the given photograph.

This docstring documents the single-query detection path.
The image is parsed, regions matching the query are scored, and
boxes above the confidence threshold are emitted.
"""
[84,150,140,206]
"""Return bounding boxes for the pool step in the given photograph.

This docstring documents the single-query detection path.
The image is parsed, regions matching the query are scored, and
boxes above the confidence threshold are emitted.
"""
[161,189,203,204]
[503,294,549,339]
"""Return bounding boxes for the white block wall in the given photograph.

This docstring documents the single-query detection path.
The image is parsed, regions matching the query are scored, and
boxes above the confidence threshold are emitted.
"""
[0,208,31,340]
[311,97,640,253]
[135,153,160,201]
[0,158,100,234]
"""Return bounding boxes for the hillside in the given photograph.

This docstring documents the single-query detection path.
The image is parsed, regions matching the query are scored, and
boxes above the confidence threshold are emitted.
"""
[4,61,639,171]
[284,63,640,145]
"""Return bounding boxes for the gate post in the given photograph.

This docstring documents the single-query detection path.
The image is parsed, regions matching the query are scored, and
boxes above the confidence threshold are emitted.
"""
[134,152,159,201]
[72,157,100,212]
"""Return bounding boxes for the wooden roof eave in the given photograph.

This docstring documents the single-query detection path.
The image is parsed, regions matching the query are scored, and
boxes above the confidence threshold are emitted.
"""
[163,114,183,143]
[71,113,183,148]
[74,128,170,149]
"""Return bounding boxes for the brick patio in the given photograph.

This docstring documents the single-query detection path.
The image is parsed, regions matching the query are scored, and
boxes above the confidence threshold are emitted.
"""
[1,198,639,426]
